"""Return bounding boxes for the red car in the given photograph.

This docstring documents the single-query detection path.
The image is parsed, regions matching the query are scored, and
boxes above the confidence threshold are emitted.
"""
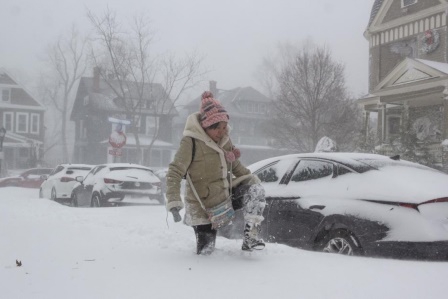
[0,168,53,188]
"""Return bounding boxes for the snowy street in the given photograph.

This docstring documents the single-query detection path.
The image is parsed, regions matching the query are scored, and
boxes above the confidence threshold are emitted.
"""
[1,187,447,299]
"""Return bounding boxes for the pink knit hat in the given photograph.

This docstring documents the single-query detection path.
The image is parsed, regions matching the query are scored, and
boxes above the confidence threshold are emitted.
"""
[199,91,229,128]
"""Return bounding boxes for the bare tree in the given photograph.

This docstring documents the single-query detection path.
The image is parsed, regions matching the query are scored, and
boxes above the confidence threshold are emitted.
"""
[260,42,362,152]
[40,26,87,163]
[87,8,206,164]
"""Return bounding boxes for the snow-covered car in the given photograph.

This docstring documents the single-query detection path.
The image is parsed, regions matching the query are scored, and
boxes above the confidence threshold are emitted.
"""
[39,164,94,201]
[70,163,164,207]
[153,168,168,193]
[0,168,53,188]
[220,153,448,261]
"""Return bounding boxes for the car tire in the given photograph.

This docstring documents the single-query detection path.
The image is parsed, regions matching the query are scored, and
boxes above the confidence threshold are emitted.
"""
[50,188,57,201]
[317,229,363,256]
[39,188,43,199]
[70,194,78,207]
[91,193,102,208]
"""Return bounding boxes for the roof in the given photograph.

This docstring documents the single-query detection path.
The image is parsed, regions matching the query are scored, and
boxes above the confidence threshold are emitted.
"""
[3,131,43,145]
[184,86,272,118]
[416,59,448,74]
[368,0,385,27]
[0,68,46,109]
[71,76,177,119]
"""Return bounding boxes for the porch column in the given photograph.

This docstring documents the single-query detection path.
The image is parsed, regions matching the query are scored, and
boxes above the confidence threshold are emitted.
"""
[401,101,409,136]
[381,104,387,143]
[442,86,448,171]
[362,110,370,144]
[444,88,448,140]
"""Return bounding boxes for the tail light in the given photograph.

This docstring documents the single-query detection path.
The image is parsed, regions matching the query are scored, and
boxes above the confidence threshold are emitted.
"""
[420,197,448,205]
[398,203,419,211]
[396,197,448,211]
[366,197,448,212]
[152,182,162,188]
[104,178,123,184]
[60,177,75,182]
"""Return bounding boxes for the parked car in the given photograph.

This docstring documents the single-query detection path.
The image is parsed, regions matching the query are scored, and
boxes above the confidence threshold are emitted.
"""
[0,168,53,188]
[39,164,94,201]
[220,153,448,261]
[153,168,168,194]
[70,163,164,207]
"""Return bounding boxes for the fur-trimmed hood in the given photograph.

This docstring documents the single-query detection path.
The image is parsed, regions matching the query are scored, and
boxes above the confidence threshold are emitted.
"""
[183,112,230,150]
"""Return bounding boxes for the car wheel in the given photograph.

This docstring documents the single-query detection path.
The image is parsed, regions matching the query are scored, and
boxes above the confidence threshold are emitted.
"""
[70,193,78,207]
[39,188,43,199]
[50,188,57,201]
[317,229,363,256]
[91,193,102,208]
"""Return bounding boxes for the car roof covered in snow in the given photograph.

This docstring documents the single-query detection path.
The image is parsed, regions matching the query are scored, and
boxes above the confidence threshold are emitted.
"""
[247,152,434,174]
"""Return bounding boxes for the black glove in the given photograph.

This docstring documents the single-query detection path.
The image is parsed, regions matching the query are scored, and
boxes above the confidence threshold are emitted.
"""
[170,207,182,222]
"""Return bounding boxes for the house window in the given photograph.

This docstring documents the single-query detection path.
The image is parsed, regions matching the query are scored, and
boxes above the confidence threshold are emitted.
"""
[3,112,13,131]
[16,113,29,133]
[133,115,141,128]
[388,116,401,136]
[2,89,11,102]
[146,116,159,136]
[402,0,417,8]
[30,113,40,134]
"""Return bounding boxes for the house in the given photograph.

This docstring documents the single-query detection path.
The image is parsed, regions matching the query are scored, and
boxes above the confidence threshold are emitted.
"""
[0,68,46,173]
[174,81,281,165]
[70,68,178,168]
[358,0,448,169]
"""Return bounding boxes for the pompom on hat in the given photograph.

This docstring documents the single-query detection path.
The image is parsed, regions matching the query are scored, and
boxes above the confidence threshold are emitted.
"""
[199,91,229,128]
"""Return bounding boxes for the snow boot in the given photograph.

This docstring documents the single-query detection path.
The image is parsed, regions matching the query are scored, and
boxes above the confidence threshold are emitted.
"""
[242,223,265,251]
[194,224,217,255]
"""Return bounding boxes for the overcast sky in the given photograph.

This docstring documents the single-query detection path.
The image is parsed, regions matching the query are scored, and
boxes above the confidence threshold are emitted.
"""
[0,0,374,99]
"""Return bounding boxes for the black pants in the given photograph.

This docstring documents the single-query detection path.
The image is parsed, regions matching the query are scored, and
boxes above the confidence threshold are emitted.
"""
[193,224,217,255]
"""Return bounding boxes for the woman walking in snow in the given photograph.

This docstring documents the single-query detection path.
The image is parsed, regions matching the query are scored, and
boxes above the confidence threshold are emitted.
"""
[165,91,266,255]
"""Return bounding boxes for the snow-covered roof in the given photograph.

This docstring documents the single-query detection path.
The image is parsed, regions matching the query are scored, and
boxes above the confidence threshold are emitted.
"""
[184,86,271,118]
[367,0,384,27]
[416,59,448,75]
[2,131,43,148]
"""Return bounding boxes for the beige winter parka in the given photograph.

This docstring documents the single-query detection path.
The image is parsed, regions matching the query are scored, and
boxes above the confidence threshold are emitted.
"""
[166,112,253,226]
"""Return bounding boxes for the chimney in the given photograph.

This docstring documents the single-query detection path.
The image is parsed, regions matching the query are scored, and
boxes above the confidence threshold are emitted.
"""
[93,67,100,92]
[209,80,217,96]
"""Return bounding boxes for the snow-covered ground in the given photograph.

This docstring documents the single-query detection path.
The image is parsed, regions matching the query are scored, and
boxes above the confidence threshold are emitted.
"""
[1,187,447,299]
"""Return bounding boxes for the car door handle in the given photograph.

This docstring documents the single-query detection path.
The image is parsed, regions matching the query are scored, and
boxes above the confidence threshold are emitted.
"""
[309,205,325,210]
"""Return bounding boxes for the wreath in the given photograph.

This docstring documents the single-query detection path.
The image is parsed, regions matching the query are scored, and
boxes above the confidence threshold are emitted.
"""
[421,29,440,54]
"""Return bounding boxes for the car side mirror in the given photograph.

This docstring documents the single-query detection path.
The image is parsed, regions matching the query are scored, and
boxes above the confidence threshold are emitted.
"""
[75,176,84,182]
[40,175,48,180]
